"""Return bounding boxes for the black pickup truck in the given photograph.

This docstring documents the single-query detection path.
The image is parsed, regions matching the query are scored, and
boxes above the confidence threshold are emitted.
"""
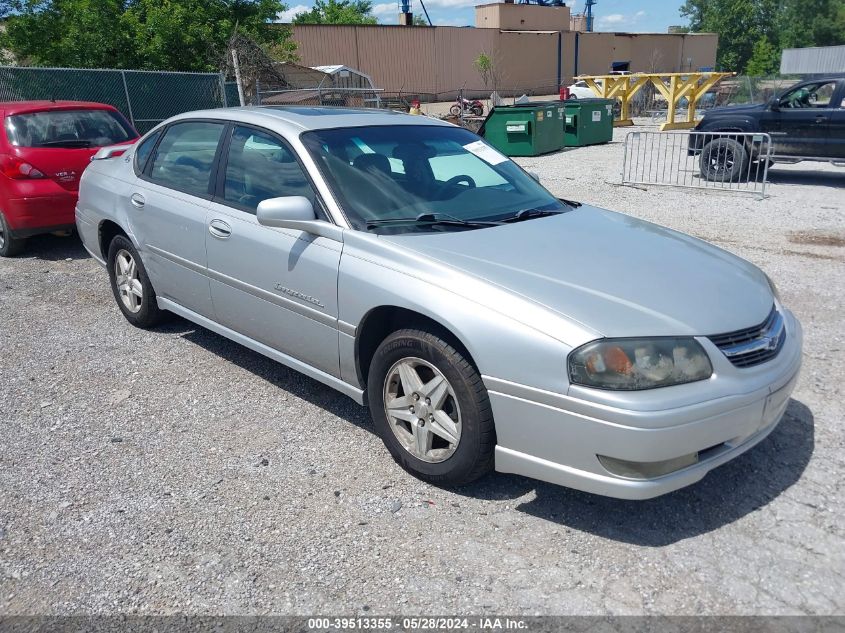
[690,77,845,181]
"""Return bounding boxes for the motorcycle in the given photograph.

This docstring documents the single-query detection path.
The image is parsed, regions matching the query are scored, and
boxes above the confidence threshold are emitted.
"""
[449,96,484,117]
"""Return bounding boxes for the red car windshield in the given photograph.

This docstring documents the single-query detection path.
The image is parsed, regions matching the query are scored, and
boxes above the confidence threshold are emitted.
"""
[5,108,136,149]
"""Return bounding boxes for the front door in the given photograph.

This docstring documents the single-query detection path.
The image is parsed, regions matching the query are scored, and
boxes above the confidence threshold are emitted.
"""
[205,124,342,377]
[131,119,226,318]
[761,80,839,157]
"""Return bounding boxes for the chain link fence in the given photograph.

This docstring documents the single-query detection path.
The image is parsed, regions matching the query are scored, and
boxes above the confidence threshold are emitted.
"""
[0,66,227,134]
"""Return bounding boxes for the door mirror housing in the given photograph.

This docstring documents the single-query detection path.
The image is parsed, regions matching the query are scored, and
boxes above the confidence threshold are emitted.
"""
[256,196,343,241]
[769,96,781,111]
[528,171,541,183]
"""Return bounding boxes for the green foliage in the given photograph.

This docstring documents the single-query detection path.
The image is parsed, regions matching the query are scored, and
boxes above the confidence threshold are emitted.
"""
[746,36,780,75]
[293,0,377,24]
[680,0,845,74]
[0,0,294,71]
[412,13,430,26]
[473,52,492,87]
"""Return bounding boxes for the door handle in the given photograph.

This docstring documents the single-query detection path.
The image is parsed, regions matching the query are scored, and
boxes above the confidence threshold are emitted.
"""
[815,116,828,123]
[208,219,232,239]
[130,193,145,208]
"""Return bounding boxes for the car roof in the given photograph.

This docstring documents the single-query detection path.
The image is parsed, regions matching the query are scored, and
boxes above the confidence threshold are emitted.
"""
[165,106,455,134]
[0,100,120,115]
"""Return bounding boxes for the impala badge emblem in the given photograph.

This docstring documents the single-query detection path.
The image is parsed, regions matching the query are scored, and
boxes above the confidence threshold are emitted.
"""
[274,284,325,308]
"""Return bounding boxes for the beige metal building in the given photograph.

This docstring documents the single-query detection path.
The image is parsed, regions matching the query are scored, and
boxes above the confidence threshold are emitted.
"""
[288,3,717,98]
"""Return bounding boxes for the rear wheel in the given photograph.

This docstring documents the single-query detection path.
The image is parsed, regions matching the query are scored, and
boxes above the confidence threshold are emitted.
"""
[367,328,495,486]
[107,234,165,329]
[471,105,484,116]
[567,94,578,100]
[700,137,749,182]
[0,211,26,257]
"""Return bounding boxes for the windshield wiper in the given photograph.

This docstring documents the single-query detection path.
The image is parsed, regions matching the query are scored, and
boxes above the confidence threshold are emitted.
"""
[367,212,502,230]
[501,208,566,223]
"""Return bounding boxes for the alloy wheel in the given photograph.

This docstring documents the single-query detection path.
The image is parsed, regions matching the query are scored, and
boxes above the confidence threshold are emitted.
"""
[114,248,143,313]
[382,357,462,463]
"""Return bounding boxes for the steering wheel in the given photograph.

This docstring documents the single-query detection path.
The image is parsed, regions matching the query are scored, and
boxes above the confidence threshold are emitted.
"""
[438,174,476,199]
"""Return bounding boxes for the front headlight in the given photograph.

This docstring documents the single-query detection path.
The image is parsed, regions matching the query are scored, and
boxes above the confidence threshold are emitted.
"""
[568,338,713,390]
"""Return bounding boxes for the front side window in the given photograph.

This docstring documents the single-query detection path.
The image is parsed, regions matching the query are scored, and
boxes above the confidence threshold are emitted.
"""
[222,125,315,213]
[301,125,566,233]
[148,121,225,197]
[5,108,136,148]
[779,81,838,109]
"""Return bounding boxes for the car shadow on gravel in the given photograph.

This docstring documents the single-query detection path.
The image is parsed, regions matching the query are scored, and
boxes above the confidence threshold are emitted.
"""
[15,232,90,261]
[498,399,815,545]
[767,168,845,188]
[169,319,373,430]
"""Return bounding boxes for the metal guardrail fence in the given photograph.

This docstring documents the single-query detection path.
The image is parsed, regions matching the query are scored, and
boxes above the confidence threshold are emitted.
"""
[0,66,227,134]
[622,131,773,199]
[255,86,383,108]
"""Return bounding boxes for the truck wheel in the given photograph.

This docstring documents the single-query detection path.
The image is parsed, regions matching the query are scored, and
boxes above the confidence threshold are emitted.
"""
[700,138,748,182]
[367,328,495,486]
[0,211,26,257]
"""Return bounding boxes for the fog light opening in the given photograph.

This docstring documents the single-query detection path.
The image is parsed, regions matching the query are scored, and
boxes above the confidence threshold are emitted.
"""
[597,452,700,480]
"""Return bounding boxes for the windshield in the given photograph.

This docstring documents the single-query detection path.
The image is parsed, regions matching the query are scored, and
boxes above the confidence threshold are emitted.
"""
[5,109,136,149]
[300,125,567,233]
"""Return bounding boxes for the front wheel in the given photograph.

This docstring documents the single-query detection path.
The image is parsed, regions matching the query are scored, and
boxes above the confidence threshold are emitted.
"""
[0,211,26,257]
[449,104,462,116]
[700,137,749,182]
[567,94,578,100]
[107,234,165,329]
[367,328,495,486]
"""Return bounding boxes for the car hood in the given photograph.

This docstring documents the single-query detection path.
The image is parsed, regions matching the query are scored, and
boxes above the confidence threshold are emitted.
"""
[701,102,767,117]
[380,206,773,338]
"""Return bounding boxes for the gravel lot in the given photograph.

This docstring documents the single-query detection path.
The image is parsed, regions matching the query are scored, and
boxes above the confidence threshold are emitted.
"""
[1,120,843,616]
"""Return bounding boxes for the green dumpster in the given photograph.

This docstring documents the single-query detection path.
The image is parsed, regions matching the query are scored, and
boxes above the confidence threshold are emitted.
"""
[563,98,615,147]
[481,102,565,157]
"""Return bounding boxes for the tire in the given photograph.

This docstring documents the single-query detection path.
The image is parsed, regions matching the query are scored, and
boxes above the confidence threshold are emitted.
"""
[449,104,462,116]
[367,328,495,486]
[0,211,26,257]
[106,234,165,329]
[700,137,749,182]
[567,94,578,100]
[471,105,483,117]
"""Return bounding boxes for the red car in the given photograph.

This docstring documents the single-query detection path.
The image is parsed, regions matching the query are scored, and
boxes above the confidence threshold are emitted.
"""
[0,101,138,256]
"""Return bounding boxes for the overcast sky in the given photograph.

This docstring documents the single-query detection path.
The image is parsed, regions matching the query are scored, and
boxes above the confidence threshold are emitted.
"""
[278,0,687,33]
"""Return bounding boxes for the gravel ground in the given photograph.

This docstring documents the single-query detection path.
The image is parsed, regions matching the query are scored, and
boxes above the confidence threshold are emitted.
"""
[1,120,843,616]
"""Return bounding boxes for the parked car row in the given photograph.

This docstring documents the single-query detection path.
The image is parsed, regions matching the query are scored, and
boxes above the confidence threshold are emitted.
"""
[65,105,802,499]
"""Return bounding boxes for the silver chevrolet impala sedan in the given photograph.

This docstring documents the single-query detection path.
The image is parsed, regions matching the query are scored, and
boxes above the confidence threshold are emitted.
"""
[76,107,802,499]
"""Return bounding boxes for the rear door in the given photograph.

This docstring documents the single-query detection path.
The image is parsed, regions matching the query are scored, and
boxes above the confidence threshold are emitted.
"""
[826,80,845,159]
[761,80,838,157]
[130,119,226,318]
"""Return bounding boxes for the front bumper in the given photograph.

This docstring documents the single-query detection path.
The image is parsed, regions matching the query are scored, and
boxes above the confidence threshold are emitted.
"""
[487,311,803,500]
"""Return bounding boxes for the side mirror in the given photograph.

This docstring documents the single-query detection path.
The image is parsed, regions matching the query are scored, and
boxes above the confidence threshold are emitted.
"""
[528,171,541,183]
[769,97,780,111]
[256,196,342,241]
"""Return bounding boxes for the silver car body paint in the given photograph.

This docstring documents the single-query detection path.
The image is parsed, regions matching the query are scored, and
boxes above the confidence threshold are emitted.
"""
[76,106,803,499]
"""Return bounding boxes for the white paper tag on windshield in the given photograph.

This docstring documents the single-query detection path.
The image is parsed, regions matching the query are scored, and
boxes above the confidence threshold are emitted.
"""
[463,140,508,165]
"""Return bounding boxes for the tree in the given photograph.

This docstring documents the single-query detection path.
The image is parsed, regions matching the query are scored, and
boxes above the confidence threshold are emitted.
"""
[0,0,294,71]
[293,0,377,24]
[680,0,845,74]
[412,13,430,26]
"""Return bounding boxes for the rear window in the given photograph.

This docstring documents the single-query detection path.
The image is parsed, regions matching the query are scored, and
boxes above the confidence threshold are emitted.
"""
[5,109,136,149]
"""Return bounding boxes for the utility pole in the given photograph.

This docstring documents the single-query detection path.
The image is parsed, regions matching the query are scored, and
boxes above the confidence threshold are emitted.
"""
[231,48,246,106]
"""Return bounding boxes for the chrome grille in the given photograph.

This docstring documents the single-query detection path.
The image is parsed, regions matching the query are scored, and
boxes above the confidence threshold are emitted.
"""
[709,306,785,368]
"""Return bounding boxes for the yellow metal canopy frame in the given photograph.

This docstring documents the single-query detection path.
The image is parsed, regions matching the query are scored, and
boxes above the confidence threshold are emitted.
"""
[576,72,735,130]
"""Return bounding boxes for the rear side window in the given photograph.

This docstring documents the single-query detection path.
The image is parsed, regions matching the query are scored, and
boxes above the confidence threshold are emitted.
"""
[134,130,161,175]
[5,109,136,148]
[148,121,225,197]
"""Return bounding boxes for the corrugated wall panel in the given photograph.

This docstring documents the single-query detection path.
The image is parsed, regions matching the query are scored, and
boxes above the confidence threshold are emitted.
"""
[291,25,360,69]
[356,26,437,94]
[434,27,498,95]
[497,31,561,92]
[781,45,845,75]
